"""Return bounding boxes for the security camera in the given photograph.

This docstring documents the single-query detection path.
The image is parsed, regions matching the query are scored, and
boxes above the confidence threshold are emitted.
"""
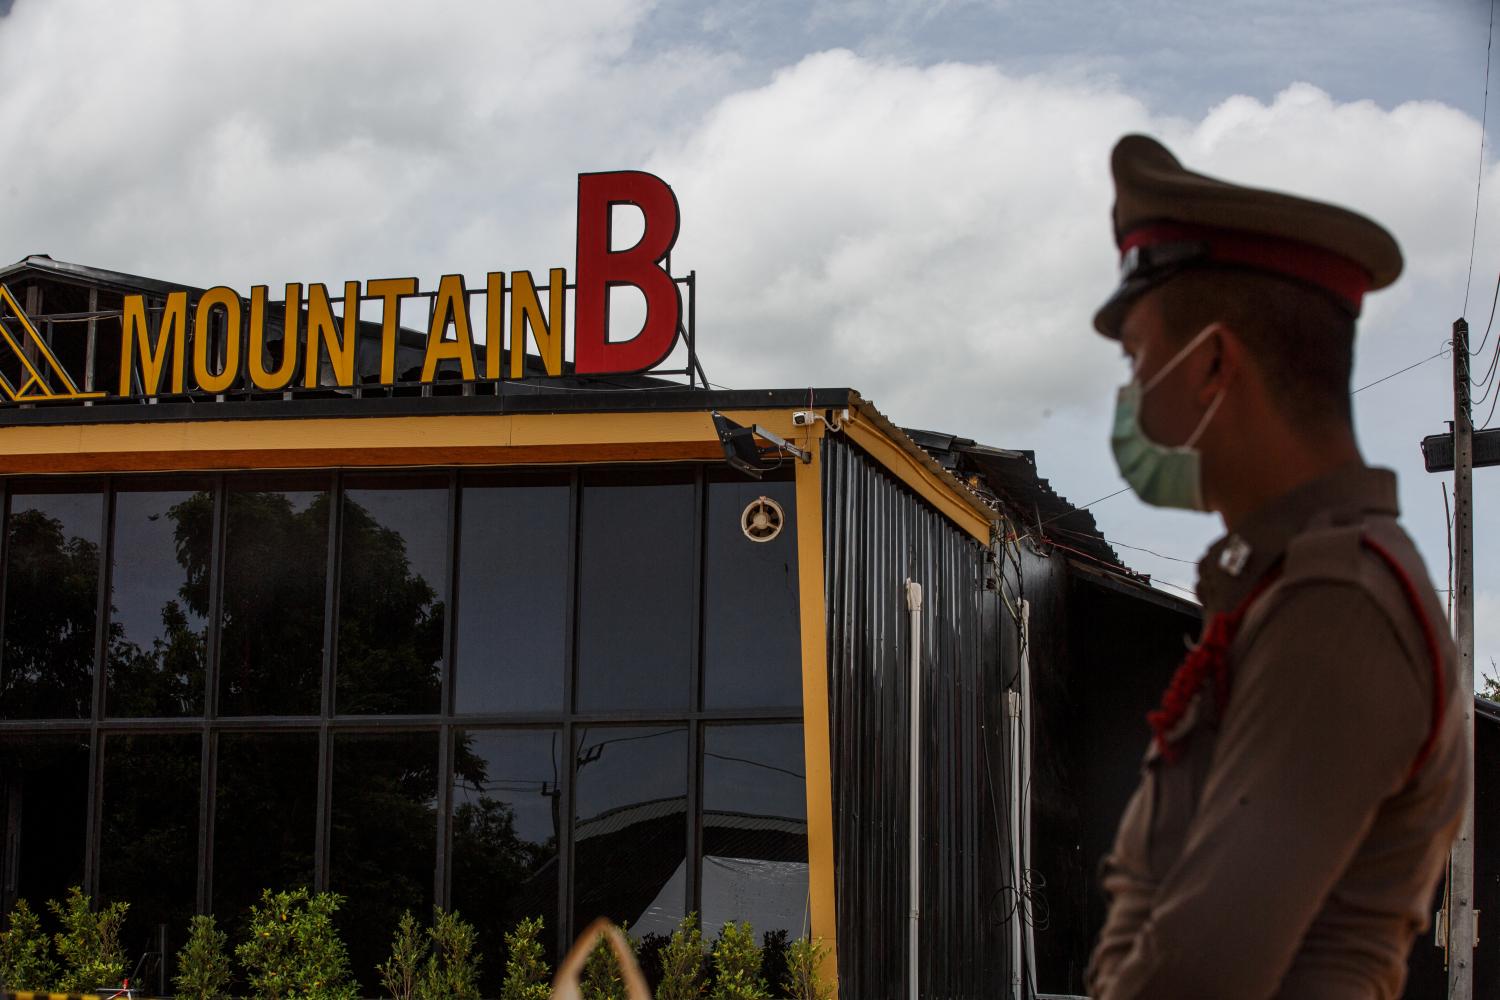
[792,411,816,426]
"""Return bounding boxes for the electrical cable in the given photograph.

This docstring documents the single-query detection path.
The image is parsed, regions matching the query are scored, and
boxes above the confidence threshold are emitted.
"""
[1049,524,1198,565]
[1472,335,1500,408]
[1481,368,1500,427]
[1035,486,1132,530]
[1469,269,1500,360]
[1464,0,1496,316]
[1351,347,1449,395]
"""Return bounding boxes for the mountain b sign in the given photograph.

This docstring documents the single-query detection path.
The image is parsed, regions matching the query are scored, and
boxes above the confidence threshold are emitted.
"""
[0,171,688,404]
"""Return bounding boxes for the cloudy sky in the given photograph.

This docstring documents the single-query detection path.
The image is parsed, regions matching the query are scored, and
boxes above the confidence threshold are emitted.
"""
[0,0,1496,688]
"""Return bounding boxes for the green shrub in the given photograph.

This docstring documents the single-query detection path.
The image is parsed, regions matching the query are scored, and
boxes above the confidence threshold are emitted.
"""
[709,922,767,1000]
[48,886,127,992]
[416,908,480,1000]
[655,913,704,1000]
[174,914,231,1000]
[235,887,358,1000]
[0,898,57,990]
[759,929,789,994]
[376,911,424,1000]
[500,916,549,1000]
[579,922,636,1000]
[781,937,832,1000]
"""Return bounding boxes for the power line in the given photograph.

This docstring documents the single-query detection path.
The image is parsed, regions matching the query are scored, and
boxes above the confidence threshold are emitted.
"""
[1470,269,1500,360]
[1351,348,1449,394]
[1464,0,1496,316]
[1050,524,1198,565]
[1036,486,1132,529]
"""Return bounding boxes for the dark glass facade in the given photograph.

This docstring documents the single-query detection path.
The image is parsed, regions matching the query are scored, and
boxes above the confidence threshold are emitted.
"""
[0,466,806,992]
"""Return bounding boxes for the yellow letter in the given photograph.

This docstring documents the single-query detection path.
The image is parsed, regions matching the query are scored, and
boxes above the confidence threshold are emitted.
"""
[484,271,505,380]
[119,291,187,396]
[367,277,417,385]
[510,268,565,378]
[192,286,242,394]
[303,281,360,388]
[421,274,477,383]
[247,284,300,391]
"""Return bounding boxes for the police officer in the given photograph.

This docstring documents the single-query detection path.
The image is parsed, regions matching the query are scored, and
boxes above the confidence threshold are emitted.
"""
[1086,135,1469,999]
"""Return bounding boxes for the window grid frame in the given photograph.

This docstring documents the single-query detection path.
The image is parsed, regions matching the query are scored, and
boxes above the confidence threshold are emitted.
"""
[0,465,807,957]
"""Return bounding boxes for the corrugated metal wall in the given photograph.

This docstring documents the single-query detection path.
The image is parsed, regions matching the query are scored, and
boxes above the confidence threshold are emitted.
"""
[822,435,1010,999]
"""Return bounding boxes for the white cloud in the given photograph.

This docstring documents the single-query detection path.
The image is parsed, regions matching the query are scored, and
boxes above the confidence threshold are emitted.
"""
[0,1,1494,677]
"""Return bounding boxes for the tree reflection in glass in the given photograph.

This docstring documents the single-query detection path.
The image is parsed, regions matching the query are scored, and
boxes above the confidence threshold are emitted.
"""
[336,479,447,715]
[450,729,561,992]
[219,483,329,716]
[329,732,437,994]
[107,486,213,718]
[99,734,200,963]
[572,726,688,937]
[2,491,101,719]
[0,736,89,913]
[212,733,317,934]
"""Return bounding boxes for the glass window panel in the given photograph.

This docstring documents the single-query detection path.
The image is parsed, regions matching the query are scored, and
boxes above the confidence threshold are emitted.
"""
[336,477,447,714]
[454,476,570,714]
[106,484,213,717]
[330,732,437,994]
[0,736,90,914]
[573,725,687,936]
[99,734,200,960]
[701,724,809,939]
[703,476,802,710]
[576,472,694,712]
[219,481,330,715]
[2,490,102,718]
[451,729,562,991]
[212,733,317,928]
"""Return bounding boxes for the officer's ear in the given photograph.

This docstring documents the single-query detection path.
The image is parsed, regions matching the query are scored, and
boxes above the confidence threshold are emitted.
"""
[1197,321,1246,404]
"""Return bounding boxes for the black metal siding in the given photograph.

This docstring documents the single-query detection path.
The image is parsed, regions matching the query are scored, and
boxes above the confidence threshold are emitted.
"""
[822,436,1009,999]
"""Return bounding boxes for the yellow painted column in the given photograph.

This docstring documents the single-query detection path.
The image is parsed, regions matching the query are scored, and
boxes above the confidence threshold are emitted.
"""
[793,426,840,993]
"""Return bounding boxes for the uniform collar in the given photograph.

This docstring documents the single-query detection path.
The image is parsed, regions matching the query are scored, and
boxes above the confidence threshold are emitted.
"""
[1196,463,1400,614]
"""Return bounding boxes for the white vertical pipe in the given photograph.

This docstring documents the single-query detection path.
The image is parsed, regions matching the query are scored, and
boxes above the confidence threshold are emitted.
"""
[906,579,923,1000]
[1020,599,1037,994]
[1008,686,1023,1000]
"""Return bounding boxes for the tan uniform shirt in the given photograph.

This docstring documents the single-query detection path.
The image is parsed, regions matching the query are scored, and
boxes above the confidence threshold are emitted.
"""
[1086,465,1469,999]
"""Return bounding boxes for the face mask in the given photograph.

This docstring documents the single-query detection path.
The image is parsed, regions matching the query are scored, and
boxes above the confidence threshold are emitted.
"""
[1110,324,1226,511]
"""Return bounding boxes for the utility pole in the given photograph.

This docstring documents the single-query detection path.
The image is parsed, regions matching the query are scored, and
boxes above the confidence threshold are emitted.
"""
[1448,316,1476,1000]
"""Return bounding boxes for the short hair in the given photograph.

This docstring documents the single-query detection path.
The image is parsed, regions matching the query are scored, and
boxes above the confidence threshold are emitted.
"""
[1152,268,1355,425]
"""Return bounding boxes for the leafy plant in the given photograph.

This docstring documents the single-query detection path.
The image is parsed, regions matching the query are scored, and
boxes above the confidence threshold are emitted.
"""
[235,887,358,1000]
[174,914,231,1000]
[416,908,480,1000]
[636,932,668,995]
[759,929,789,995]
[0,898,57,990]
[655,913,705,1000]
[579,922,636,1000]
[500,916,550,1000]
[781,937,833,1000]
[48,886,127,992]
[709,922,767,1000]
[377,911,424,1000]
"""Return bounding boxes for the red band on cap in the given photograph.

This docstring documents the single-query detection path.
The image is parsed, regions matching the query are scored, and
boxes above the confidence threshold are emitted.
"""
[1121,222,1373,310]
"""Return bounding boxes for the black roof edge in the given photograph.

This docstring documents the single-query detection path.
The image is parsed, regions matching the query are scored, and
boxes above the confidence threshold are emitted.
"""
[0,254,201,299]
[1478,695,1500,727]
[1066,557,1201,618]
[0,387,856,427]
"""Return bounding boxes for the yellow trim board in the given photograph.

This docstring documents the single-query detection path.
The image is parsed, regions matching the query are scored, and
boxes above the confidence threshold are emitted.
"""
[0,408,806,474]
[841,405,995,543]
[793,426,840,991]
